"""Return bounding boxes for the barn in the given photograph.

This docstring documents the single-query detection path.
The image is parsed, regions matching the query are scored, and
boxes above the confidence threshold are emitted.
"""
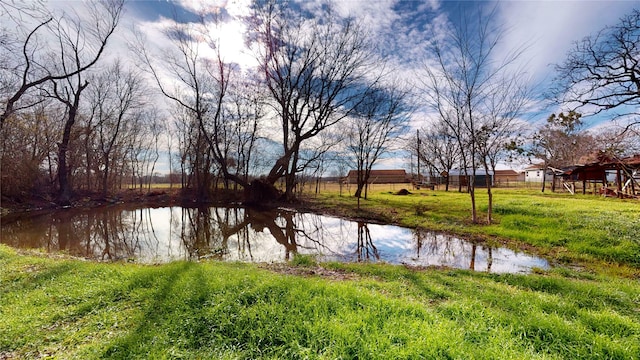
[445,169,493,188]
[344,169,410,184]
[493,169,523,186]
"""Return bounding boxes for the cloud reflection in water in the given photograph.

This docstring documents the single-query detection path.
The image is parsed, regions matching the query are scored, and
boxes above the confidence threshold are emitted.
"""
[1,206,548,273]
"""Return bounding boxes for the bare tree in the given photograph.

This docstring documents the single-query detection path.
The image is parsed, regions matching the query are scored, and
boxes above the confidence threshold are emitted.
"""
[418,121,460,191]
[134,13,248,200]
[170,104,197,189]
[124,109,162,190]
[220,75,265,189]
[346,83,410,201]
[248,1,379,202]
[594,126,640,157]
[87,60,146,195]
[0,0,124,129]
[48,68,87,205]
[476,73,530,223]
[38,2,122,204]
[418,5,526,223]
[0,102,59,198]
[553,8,640,127]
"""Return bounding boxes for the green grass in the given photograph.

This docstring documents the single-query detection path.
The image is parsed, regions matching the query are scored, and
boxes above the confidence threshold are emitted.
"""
[306,188,640,269]
[1,245,640,359]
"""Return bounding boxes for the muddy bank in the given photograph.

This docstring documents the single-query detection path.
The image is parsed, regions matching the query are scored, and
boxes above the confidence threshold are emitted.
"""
[1,188,244,218]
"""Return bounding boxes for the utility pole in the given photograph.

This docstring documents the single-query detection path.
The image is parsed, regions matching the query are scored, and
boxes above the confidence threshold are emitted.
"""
[416,129,421,183]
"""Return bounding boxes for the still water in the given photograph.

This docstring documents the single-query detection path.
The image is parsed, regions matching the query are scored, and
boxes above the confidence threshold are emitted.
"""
[0,205,549,273]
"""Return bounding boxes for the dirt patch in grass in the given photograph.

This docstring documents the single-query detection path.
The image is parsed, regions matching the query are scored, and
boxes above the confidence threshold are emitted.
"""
[0,351,17,360]
[260,263,360,281]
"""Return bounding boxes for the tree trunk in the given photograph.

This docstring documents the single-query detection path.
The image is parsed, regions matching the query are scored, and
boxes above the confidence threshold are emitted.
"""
[354,186,363,198]
[102,157,110,197]
[55,80,88,205]
[541,163,547,193]
[57,106,78,205]
[243,178,282,206]
[284,171,296,202]
[469,181,477,223]
[483,161,493,224]
[57,141,72,205]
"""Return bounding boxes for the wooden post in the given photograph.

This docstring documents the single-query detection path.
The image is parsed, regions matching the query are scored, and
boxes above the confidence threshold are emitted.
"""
[616,166,623,198]
[416,129,420,184]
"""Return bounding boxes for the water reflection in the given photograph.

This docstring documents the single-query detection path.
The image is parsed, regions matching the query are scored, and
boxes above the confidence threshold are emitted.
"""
[0,206,549,273]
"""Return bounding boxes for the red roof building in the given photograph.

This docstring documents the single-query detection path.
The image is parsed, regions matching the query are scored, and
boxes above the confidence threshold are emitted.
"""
[345,169,410,184]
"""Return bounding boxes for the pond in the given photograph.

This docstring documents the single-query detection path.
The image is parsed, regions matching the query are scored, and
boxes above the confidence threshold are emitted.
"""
[0,205,549,273]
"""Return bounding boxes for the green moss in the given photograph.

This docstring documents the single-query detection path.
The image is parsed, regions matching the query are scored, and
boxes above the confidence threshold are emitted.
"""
[290,253,318,267]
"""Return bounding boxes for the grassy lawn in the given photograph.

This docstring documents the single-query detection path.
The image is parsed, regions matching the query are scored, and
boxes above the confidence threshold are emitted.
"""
[1,246,639,359]
[2,186,640,358]
[306,187,640,271]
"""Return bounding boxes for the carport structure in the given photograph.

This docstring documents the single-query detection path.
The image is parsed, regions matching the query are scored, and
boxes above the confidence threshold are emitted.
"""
[559,154,640,197]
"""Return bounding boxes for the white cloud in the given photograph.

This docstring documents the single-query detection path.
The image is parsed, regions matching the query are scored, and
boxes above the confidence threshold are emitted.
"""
[331,0,399,32]
[495,1,638,85]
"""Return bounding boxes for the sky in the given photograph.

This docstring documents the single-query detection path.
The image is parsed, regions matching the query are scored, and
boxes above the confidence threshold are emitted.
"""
[119,0,639,120]
[115,0,638,171]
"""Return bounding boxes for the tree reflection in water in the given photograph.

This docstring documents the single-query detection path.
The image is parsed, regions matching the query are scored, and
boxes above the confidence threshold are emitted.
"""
[0,205,548,273]
[412,229,499,272]
[356,222,379,261]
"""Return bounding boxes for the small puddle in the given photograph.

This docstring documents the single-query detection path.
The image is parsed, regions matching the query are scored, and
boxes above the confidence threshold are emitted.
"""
[0,206,549,273]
